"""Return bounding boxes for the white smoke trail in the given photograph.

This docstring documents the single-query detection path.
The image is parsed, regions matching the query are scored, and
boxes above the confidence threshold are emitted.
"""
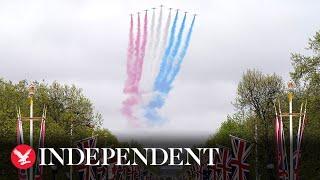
[140,9,156,93]
[151,9,172,82]
[150,6,165,84]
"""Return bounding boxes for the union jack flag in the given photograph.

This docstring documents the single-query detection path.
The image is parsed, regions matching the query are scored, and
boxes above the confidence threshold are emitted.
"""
[76,136,97,180]
[193,164,203,180]
[293,109,307,180]
[96,165,108,180]
[216,147,232,180]
[16,109,28,180]
[133,165,142,179]
[35,108,46,180]
[126,165,135,180]
[229,135,253,180]
[293,150,301,180]
[115,166,126,180]
[208,150,219,180]
[200,154,211,180]
[96,150,108,180]
[275,115,289,180]
[107,159,118,180]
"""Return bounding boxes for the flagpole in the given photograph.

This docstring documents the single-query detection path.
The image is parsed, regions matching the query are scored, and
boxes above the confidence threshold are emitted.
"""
[288,82,293,180]
[29,83,35,180]
[70,119,73,180]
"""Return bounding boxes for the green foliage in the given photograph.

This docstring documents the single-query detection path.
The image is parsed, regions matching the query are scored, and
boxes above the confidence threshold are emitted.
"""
[0,78,119,178]
[207,31,320,179]
[235,69,284,121]
[290,30,320,178]
[207,113,254,147]
[291,31,320,93]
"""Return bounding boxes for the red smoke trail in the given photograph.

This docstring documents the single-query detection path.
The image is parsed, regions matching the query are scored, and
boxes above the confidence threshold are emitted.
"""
[121,96,140,127]
[134,11,148,92]
[121,13,143,126]
[124,15,135,94]
[132,13,141,93]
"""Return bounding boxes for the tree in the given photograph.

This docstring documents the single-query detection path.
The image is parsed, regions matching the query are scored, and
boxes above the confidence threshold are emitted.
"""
[290,31,320,178]
[206,31,320,179]
[0,78,118,178]
[235,69,284,121]
[235,69,284,179]
[291,31,320,93]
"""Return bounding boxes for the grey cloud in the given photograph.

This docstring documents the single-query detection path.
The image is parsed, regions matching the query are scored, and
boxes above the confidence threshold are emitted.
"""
[0,0,319,142]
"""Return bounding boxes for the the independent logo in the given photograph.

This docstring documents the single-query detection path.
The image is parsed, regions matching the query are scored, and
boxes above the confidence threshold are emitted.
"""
[11,144,36,169]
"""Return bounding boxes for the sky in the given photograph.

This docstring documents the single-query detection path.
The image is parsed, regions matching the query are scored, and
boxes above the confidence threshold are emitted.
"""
[0,0,319,143]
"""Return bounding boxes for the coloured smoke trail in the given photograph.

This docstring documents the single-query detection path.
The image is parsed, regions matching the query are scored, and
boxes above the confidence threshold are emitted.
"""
[155,6,163,59]
[122,12,148,126]
[133,13,141,92]
[134,11,148,91]
[145,13,196,123]
[167,15,196,85]
[161,13,187,91]
[123,14,134,94]
[150,6,168,90]
[155,10,179,89]
[122,7,196,126]
[141,8,157,93]
[153,8,171,80]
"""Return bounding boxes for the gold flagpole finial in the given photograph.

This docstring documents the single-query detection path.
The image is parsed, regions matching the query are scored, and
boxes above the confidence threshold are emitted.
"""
[28,83,36,98]
[287,81,295,101]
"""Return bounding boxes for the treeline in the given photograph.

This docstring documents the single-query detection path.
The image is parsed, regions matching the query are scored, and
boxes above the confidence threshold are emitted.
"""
[206,31,320,179]
[0,80,118,178]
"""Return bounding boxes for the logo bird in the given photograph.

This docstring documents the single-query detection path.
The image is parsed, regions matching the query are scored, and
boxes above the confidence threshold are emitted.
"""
[13,148,32,165]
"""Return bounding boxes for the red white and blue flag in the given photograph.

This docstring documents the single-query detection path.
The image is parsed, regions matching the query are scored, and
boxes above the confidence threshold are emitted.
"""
[134,165,142,179]
[208,150,220,180]
[108,158,118,180]
[96,165,108,180]
[216,147,232,180]
[275,115,289,180]
[16,110,28,180]
[35,108,46,180]
[293,106,307,180]
[76,136,98,180]
[229,135,253,180]
[193,163,203,180]
[116,166,125,180]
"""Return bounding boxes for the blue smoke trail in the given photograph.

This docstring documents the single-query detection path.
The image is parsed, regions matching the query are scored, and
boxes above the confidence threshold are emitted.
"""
[158,14,187,94]
[154,11,179,90]
[145,15,196,123]
[144,92,166,123]
[167,16,196,85]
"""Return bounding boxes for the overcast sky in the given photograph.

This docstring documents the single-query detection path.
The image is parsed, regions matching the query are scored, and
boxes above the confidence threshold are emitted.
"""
[0,0,319,142]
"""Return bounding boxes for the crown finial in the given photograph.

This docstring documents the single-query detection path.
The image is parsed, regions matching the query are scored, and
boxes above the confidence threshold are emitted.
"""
[28,83,36,98]
[288,81,295,90]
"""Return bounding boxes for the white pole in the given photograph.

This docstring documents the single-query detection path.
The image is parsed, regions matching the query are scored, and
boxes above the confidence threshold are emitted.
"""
[28,83,35,180]
[70,121,73,180]
[30,95,34,179]
[288,92,293,180]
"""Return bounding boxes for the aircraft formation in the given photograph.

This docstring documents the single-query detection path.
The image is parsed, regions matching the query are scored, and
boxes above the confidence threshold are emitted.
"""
[130,5,197,17]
